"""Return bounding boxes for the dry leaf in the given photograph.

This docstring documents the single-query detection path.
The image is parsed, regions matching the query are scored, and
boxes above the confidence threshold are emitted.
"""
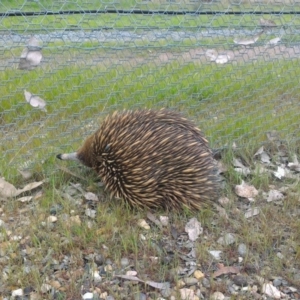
[115,275,169,290]
[274,166,285,179]
[0,177,18,198]
[147,212,162,228]
[185,217,203,241]
[17,181,44,195]
[0,177,43,198]
[24,90,47,112]
[254,146,264,156]
[145,281,169,289]
[213,264,240,278]
[17,196,33,203]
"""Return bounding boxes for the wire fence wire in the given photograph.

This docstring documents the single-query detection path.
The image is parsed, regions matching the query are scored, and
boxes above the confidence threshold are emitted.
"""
[1,0,300,175]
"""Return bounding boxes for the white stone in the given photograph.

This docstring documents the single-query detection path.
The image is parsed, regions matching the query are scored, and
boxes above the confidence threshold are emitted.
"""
[12,288,23,297]
[82,292,94,300]
[47,216,57,223]
[211,291,225,300]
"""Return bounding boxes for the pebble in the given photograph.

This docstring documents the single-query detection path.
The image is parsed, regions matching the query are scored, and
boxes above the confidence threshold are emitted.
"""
[133,292,147,300]
[47,216,57,223]
[161,286,172,297]
[202,277,211,288]
[105,264,113,272]
[100,292,108,298]
[69,215,81,225]
[85,208,96,219]
[276,252,284,259]
[194,270,205,280]
[120,257,130,267]
[183,277,198,286]
[94,254,104,265]
[106,296,115,300]
[217,233,236,245]
[40,283,52,293]
[179,288,195,300]
[126,270,137,276]
[237,243,247,257]
[50,204,63,215]
[273,277,282,287]
[159,216,169,226]
[233,275,248,287]
[211,291,225,300]
[82,292,94,300]
[208,250,222,260]
[11,288,23,297]
[137,219,150,230]
[93,271,102,283]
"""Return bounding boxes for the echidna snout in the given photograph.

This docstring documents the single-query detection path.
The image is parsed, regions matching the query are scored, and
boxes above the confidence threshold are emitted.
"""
[56,152,79,162]
[56,109,220,210]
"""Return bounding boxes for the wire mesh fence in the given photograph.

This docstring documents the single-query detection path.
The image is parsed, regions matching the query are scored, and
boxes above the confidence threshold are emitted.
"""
[1,0,300,176]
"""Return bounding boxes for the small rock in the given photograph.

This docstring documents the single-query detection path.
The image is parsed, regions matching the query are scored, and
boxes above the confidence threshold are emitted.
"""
[161,286,172,297]
[40,283,52,293]
[202,277,211,288]
[11,288,24,297]
[84,192,99,201]
[106,296,115,300]
[137,219,150,230]
[238,243,247,257]
[217,233,236,245]
[47,216,57,223]
[262,283,281,299]
[273,278,282,287]
[159,216,169,226]
[82,292,94,300]
[233,275,248,287]
[94,254,104,265]
[133,293,147,300]
[50,204,63,215]
[126,270,137,276]
[93,271,102,283]
[105,264,113,272]
[194,270,205,280]
[85,208,96,219]
[100,292,108,298]
[69,215,81,225]
[276,252,284,259]
[211,291,225,300]
[120,257,130,267]
[183,277,198,286]
[179,288,195,300]
[176,279,186,289]
[208,250,222,260]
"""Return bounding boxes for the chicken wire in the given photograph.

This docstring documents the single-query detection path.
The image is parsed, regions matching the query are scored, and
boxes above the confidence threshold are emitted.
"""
[1,0,300,175]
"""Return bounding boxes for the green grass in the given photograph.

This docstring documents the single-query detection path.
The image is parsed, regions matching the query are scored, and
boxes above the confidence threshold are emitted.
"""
[1,13,299,32]
[1,0,300,13]
[1,47,300,179]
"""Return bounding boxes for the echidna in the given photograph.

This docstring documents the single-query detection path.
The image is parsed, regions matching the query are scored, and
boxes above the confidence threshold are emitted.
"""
[57,109,219,210]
